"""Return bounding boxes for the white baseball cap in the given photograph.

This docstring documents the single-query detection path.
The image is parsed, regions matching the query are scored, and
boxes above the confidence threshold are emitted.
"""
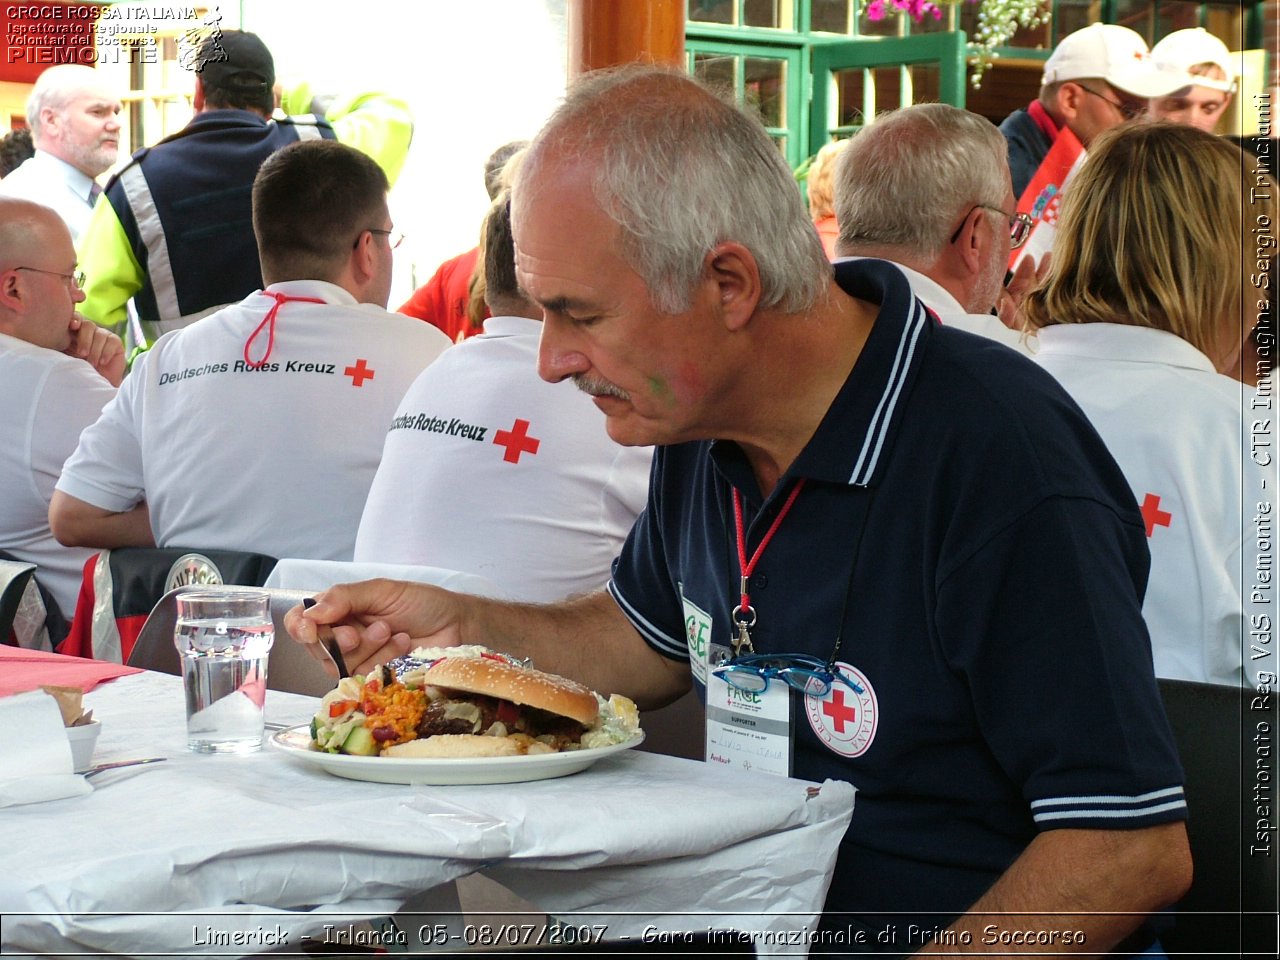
[1042,23,1188,99]
[1152,28,1237,94]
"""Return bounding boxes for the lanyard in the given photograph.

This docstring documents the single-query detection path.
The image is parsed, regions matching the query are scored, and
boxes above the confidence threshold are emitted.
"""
[731,478,806,656]
[244,291,326,368]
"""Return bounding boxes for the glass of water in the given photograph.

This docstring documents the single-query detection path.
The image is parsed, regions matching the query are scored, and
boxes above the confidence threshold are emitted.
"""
[174,588,274,754]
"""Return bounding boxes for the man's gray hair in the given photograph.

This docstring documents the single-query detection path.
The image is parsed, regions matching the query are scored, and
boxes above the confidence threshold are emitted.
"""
[834,104,1010,261]
[25,65,99,141]
[519,66,829,315]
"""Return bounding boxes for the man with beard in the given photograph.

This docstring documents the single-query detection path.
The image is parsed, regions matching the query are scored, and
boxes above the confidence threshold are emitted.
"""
[0,66,122,243]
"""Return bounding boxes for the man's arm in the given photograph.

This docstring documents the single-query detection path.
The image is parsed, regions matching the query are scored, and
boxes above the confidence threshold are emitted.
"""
[919,823,1192,955]
[287,581,691,709]
[48,490,154,549]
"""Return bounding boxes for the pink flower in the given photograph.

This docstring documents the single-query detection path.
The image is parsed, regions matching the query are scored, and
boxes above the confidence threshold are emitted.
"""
[867,0,886,20]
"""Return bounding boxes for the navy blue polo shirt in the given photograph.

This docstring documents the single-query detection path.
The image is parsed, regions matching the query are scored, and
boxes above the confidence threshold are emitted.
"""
[609,258,1186,937]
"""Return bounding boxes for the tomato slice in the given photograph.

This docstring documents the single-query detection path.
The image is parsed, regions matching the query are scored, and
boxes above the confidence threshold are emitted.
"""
[496,700,520,726]
[328,699,357,718]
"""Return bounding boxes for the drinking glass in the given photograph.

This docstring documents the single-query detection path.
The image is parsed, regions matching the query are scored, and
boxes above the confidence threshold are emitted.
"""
[174,588,274,753]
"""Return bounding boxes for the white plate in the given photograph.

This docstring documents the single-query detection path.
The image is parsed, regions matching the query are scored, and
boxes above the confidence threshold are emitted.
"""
[268,724,645,785]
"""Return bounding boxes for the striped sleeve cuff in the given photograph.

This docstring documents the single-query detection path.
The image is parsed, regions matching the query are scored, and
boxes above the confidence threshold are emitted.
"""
[1030,786,1187,828]
[606,579,688,662]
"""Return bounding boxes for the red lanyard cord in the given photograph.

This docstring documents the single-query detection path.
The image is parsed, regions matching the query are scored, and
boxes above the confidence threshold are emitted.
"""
[731,478,806,652]
[244,291,326,368]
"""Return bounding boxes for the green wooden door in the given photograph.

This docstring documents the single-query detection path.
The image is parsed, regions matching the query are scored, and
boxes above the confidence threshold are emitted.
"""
[688,39,807,168]
[809,32,967,152]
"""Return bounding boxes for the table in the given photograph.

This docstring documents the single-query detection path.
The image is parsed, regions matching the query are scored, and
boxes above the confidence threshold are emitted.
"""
[0,669,855,956]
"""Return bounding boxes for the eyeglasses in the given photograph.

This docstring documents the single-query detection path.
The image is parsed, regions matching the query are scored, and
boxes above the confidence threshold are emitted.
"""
[713,653,865,698]
[14,266,86,290]
[948,206,1034,249]
[354,228,404,250]
[1072,83,1145,121]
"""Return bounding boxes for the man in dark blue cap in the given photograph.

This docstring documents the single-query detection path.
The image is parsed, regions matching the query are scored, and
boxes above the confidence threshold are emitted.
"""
[77,28,413,347]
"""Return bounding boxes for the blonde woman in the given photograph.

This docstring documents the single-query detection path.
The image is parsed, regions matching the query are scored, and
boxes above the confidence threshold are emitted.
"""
[804,139,845,258]
[1024,121,1272,686]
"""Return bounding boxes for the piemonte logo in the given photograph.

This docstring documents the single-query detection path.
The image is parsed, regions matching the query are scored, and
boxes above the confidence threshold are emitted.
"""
[177,11,225,73]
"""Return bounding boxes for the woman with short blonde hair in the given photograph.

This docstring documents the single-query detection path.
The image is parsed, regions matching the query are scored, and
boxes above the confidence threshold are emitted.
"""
[1023,121,1259,368]
[1025,121,1273,686]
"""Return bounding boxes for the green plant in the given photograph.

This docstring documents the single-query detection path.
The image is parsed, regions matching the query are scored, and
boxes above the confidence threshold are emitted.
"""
[860,0,1052,87]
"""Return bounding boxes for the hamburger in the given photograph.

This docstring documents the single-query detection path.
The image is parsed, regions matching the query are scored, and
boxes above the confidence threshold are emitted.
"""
[386,656,601,758]
[311,648,640,758]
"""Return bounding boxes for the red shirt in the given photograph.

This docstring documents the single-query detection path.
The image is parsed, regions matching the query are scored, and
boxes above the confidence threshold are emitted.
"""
[398,247,487,342]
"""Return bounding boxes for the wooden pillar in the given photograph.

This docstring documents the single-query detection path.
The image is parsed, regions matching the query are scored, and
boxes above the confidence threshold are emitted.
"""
[567,0,685,79]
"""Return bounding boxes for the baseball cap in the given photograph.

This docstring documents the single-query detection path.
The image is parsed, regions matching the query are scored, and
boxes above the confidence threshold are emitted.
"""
[1042,23,1187,99]
[1152,28,1237,94]
[194,30,274,93]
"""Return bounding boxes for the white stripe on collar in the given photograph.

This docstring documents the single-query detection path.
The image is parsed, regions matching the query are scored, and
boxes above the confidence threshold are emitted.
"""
[849,296,929,486]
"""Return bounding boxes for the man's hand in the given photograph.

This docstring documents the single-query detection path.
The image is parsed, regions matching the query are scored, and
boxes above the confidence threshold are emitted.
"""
[66,313,125,386]
[285,579,462,678]
[998,253,1051,332]
[286,582,690,708]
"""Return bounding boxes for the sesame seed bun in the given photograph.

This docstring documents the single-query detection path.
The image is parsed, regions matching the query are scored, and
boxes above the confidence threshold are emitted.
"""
[422,657,599,727]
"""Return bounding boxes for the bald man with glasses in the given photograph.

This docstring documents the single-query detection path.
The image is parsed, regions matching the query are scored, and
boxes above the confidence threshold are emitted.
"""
[999,23,1187,199]
[834,104,1036,354]
[0,198,123,627]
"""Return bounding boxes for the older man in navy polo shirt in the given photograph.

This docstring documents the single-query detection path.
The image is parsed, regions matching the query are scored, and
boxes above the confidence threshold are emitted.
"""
[289,68,1191,953]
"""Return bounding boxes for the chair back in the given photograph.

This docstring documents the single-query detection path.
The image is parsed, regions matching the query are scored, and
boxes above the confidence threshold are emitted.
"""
[61,547,277,663]
[0,559,36,647]
[128,587,334,697]
[1157,677,1278,953]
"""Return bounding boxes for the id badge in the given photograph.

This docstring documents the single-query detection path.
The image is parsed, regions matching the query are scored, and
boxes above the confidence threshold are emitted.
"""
[705,664,793,778]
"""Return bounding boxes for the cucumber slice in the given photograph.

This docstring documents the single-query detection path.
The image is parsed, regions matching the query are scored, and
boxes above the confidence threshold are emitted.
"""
[341,724,379,757]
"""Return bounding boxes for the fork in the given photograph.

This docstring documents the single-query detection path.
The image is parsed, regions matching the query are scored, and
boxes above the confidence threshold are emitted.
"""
[83,757,167,778]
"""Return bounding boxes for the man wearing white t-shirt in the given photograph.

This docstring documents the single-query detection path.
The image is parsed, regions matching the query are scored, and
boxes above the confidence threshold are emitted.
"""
[49,140,451,562]
[0,199,124,622]
[0,66,122,243]
[355,191,652,601]
[833,104,1038,356]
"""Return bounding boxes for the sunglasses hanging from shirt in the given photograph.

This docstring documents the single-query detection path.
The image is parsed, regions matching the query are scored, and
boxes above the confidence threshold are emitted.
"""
[706,478,877,777]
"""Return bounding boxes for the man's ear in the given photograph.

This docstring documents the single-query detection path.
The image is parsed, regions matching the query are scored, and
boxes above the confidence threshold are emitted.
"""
[950,207,986,278]
[350,230,377,285]
[704,242,762,331]
[39,106,62,142]
[192,78,206,112]
[0,270,26,312]
[1053,82,1083,123]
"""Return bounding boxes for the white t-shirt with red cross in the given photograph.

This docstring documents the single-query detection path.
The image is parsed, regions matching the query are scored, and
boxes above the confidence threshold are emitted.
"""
[355,314,653,602]
[56,281,451,562]
[1034,322,1267,686]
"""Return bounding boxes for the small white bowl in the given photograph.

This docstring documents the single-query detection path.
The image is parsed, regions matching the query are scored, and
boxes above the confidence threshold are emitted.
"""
[66,720,101,773]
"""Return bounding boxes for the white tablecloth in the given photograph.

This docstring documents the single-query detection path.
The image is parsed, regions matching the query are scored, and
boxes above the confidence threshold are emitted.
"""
[0,671,855,956]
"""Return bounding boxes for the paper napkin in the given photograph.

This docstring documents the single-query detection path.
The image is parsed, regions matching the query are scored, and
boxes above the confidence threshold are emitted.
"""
[0,689,92,807]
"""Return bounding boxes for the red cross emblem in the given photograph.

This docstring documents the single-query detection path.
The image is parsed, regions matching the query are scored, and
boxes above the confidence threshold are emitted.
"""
[822,689,858,733]
[1140,492,1172,538]
[344,358,375,387]
[493,418,541,463]
[805,661,878,758]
